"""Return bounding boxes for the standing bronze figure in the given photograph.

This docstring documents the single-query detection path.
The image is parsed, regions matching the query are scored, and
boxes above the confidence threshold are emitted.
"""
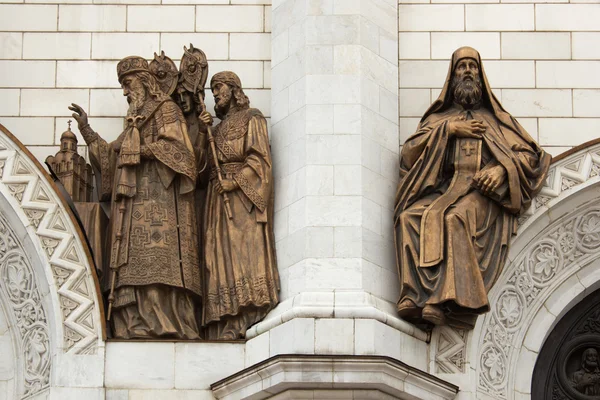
[394,47,551,329]
[202,71,279,340]
[69,56,202,339]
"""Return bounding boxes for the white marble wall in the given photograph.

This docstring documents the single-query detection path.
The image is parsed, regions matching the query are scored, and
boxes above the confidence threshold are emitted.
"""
[0,1,271,166]
[398,1,600,157]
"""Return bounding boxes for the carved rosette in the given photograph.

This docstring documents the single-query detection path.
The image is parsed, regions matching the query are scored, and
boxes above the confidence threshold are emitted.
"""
[477,203,600,398]
[0,214,51,398]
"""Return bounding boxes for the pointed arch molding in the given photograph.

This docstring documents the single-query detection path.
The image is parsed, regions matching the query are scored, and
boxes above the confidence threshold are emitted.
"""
[0,124,105,360]
[465,139,600,399]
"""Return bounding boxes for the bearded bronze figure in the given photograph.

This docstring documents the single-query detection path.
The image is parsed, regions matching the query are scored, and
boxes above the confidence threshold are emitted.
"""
[201,71,279,340]
[69,56,202,339]
[394,47,551,329]
[571,348,600,395]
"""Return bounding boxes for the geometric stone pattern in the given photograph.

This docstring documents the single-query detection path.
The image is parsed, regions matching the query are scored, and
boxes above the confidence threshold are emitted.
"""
[435,326,467,374]
[517,142,600,229]
[0,125,102,355]
[0,211,50,399]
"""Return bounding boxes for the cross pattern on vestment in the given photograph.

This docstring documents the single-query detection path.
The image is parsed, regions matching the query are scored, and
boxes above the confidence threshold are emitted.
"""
[461,142,476,157]
[145,204,167,226]
[130,226,150,247]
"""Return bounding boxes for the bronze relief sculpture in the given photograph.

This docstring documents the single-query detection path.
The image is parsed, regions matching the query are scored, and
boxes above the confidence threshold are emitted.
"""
[571,348,600,395]
[394,47,551,329]
[65,46,278,340]
[202,71,279,340]
[532,288,600,399]
[69,56,202,339]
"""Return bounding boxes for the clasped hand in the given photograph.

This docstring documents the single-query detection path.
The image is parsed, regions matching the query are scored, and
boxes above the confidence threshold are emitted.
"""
[473,165,506,195]
[216,179,238,194]
[199,110,213,126]
[448,118,486,139]
[448,117,506,195]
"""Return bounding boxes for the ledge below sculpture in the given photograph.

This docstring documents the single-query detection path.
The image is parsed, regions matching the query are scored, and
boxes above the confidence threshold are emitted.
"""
[245,290,428,342]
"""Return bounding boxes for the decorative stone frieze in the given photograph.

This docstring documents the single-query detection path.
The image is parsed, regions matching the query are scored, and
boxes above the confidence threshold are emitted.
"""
[477,200,600,398]
[0,124,103,355]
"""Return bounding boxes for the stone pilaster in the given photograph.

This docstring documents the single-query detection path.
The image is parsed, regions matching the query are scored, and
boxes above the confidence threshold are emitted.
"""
[250,0,427,347]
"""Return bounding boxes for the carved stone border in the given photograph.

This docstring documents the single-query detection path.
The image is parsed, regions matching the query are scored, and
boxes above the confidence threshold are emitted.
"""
[0,124,104,355]
[464,143,600,399]
[516,141,600,230]
[0,209,51,399]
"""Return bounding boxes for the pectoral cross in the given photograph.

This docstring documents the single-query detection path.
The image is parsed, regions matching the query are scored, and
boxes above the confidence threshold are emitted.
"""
[461,141,476,157]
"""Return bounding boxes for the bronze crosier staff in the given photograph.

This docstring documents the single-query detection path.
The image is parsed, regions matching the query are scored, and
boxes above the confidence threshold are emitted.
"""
[106,198,126,320]
[197,95,233,220]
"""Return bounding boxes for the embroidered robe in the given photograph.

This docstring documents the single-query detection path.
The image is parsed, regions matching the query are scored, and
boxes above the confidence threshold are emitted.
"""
[202,107,279,339]
[394,48,551,328]
[84,98,202,338]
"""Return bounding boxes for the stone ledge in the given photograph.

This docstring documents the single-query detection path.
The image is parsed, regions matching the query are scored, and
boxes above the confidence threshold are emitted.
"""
[211,355,459,400]
[245,291,429,342]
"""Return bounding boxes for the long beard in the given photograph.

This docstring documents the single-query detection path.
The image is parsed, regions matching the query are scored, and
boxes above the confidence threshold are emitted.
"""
[127,88,146,116]
[452,76,483,108]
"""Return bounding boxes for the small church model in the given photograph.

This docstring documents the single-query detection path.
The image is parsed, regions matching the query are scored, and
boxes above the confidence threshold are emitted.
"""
[45,121,94,202]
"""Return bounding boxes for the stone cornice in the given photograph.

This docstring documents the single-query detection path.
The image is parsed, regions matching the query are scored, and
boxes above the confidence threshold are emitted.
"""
[211,354,459,400]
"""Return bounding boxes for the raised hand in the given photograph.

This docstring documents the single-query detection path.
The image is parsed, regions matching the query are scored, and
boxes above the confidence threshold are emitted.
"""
[68,103,89,129]
[448,119,486,139]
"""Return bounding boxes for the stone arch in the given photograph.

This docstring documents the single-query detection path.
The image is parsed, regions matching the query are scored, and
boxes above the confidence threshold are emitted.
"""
[0,193,53,398]
[530,285,600,399]
[429,139,600,399]
[0,276,18,399]
[0,124,105,398]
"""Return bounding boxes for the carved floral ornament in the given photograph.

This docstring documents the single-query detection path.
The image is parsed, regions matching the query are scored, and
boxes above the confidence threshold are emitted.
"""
[472,142,600,399]
[0,124,103,359]
[0,211,50,398]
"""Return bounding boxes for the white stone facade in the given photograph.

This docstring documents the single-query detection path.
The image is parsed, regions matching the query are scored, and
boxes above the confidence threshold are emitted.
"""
[1,0,600,399]
[0,1,271,165]
[398,2,600,158]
